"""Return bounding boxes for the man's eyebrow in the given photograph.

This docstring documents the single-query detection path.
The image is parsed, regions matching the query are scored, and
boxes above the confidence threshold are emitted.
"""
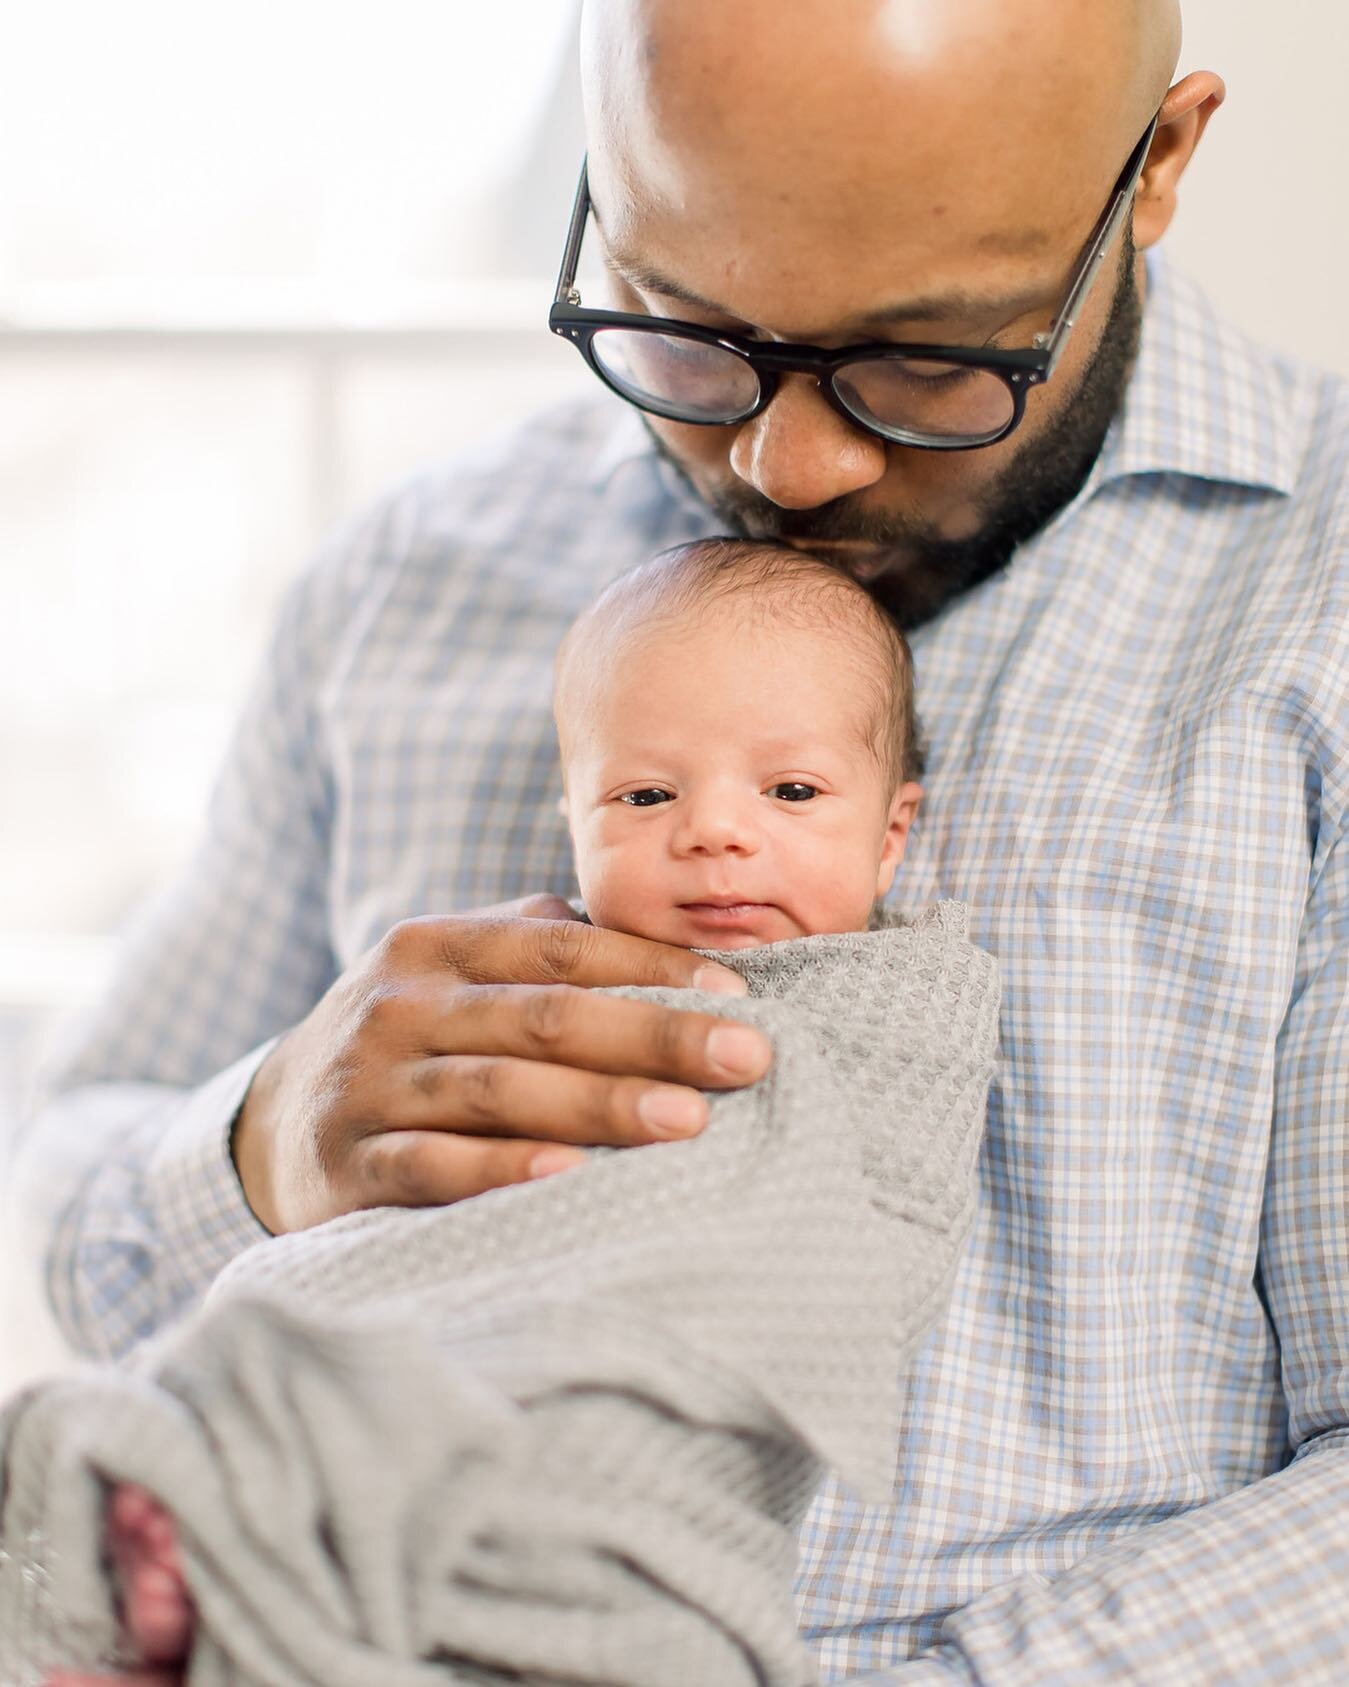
[604,252,1050,330]
[604,255,731,314]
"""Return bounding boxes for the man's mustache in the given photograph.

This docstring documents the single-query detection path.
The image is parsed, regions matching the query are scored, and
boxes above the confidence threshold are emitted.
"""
[712,489,932,550]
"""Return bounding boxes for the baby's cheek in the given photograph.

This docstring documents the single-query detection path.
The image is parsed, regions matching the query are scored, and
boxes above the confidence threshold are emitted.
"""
[787,826,880,932]
[578,838,668,935]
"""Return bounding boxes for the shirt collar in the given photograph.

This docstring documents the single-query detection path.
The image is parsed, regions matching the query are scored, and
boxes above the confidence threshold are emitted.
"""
[581,250,1300,502]
[1090,250,1297,497]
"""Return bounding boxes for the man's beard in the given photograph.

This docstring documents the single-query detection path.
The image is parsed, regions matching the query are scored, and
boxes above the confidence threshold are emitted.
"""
[646,233,1143,631]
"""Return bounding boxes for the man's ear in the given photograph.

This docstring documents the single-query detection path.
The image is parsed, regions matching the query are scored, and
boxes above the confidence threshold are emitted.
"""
[876,781,923,898]
[1133,70,1226,251]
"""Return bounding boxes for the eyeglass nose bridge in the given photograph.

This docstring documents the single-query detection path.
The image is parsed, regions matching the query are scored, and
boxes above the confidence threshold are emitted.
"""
[728,343,913,436]
[738,343,832,377]
[727,343,853,424]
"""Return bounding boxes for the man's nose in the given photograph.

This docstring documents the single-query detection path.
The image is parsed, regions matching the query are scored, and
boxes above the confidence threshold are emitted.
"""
[671,791,762,858]
[728,374,888,508]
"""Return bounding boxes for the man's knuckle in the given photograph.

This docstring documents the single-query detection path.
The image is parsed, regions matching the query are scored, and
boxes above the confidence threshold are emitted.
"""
[516,892,571,921]
[408,1059,440,1102]
[380,917,430,962]
[381,1132,427,1204]
[455,1056,504,1124]
[525,918,592,982]
[655,1006,697,1073]
[361,983,402,1030]
[604,1078,645,1143]
[341,980,414,1051]
[518,984,577,1052]
[435,918,497,982]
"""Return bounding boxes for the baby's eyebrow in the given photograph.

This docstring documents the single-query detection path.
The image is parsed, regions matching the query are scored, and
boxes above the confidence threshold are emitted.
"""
[751,737,846,763]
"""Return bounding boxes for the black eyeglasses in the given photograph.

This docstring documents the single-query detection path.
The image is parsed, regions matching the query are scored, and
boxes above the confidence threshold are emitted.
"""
[550,118,1157,452]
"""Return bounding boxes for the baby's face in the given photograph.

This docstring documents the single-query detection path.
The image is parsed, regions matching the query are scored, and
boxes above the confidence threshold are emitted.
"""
[560,611,920,950]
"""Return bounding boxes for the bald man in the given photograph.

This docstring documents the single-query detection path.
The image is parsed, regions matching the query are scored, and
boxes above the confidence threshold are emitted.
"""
[16,1,1349,1681]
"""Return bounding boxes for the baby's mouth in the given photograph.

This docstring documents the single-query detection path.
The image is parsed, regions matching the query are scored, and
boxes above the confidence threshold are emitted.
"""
[678,899,777,924]
[680,894,767,908]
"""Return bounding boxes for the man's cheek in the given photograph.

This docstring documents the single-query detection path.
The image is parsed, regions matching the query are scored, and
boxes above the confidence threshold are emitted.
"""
[650,416,734,483]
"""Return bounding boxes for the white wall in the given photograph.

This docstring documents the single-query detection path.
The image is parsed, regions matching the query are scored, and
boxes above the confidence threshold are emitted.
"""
[1167,0,1349,374]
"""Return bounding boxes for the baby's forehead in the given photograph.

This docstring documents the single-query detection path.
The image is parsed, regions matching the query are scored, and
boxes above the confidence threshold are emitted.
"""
[558,594,889,748]
[572,584,877,670]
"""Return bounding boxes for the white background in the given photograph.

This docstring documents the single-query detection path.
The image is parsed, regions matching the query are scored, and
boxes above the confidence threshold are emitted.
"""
[2,1,1346,1389]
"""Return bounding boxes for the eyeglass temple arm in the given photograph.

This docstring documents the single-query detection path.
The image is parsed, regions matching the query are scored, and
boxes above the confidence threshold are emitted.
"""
[555,124,1157,353]
[1037,117,1159,379]
[553,157,591,307]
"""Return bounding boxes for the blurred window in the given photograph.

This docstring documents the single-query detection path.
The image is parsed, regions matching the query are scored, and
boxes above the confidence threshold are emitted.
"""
[0,1,581,308]
[0,3,590,1123]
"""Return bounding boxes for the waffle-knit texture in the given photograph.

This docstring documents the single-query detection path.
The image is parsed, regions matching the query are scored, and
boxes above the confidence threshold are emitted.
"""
[0,902,998,1685]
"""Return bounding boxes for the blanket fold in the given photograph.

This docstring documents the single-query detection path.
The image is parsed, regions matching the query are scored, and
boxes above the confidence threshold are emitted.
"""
[0,900,998,1687]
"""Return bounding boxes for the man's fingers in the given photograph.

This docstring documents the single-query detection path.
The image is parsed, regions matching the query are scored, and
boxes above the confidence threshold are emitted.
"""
[409,985,771,1089]
[392,1053,717,1146]
[355,1128,587,1208]
[405,913,747,995]
[44,1675,182,1686]
[468,892,581,922]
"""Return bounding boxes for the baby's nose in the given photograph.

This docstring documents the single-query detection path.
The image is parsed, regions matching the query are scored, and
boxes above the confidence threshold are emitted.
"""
[673,793,762,857]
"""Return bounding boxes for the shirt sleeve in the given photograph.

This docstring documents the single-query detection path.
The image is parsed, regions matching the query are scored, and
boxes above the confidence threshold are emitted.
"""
[841,806,1349,1684]
[8,498,404,1362]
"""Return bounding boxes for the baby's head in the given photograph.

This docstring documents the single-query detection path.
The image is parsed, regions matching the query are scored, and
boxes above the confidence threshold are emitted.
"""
[554,537,925,950]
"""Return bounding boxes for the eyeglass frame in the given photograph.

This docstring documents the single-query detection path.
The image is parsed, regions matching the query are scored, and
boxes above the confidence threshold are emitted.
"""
[548,116,1159,452]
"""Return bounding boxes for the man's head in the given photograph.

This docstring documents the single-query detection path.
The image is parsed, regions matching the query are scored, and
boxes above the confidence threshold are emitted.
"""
[554,538,925,949]
[577,0,1224,625]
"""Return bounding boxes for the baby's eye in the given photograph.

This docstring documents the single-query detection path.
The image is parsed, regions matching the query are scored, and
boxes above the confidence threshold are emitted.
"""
[770,782,819,803]
[618,788,674,807]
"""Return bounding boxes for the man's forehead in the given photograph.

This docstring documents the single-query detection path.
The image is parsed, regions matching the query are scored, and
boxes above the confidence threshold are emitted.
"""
[582,0,1173,156]
[581,0,1174,327]
[598,236,1062,338]
[589,157,1081,342]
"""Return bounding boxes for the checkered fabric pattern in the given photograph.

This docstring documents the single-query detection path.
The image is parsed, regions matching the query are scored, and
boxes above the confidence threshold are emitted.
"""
[11,253,1349,1683]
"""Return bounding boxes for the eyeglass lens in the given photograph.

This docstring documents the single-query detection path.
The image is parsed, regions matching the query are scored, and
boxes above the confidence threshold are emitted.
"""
[590,329,760,423]
[833,357,1016,445]
[588,327,1016,443]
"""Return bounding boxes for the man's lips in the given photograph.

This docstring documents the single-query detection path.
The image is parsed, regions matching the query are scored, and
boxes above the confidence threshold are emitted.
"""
[782,535,891,580]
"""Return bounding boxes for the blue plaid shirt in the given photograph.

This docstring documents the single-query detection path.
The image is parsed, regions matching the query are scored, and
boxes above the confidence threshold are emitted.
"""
[14,254,1349,1682]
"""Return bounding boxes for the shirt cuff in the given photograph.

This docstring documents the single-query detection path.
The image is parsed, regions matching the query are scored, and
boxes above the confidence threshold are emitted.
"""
[144,1039,277,1313]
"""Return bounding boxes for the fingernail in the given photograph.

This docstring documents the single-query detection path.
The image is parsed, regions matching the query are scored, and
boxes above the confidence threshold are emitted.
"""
[637,1088,707,1139]
[529,1147,585,1178]
[693,964,747,996]
[706,1024,770,1078]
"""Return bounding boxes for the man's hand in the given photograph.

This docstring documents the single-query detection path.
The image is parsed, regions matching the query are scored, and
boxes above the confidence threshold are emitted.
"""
[231,895,770,1235]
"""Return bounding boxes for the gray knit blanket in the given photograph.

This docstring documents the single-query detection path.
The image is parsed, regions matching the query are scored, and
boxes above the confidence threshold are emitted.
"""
[0,901,998,1687]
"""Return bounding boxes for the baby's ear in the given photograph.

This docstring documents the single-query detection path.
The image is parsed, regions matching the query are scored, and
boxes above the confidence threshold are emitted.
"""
[876,781,923,895]
[556,790,570,820]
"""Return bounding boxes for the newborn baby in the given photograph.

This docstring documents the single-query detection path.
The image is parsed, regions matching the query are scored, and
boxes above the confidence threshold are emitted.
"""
[56,536,929,1685]
[556,534,926,947]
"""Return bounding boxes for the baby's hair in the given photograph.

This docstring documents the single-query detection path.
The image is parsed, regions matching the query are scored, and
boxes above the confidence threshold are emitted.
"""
[554,536,925,788]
